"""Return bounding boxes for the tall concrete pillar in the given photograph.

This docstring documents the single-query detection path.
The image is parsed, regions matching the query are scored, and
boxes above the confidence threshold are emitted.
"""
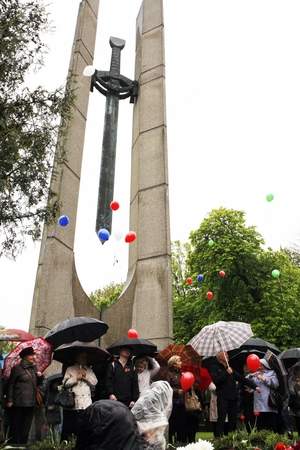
[29,0,100,337]
[101,0,173,350]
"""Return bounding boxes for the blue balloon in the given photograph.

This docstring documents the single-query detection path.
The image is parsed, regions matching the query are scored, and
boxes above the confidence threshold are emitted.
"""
[58,215,69,227]
[197,274,204,282]
[98,228,110,241]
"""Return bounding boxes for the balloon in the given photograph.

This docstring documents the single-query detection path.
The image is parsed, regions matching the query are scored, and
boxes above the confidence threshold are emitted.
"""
[83,65,95,76]
[187,277,192,284]
[181,372,195,390]
[246,354,260,372]
[266,193,274,202]
[197,274,204,282]
[110,200,120,211]
[219,270,226,277]
[58,215,69,227]
[98,228,110,241]
[113,228,124,241]
[208,239,214,247]
[206,291,213,300]
[128,329,138,338]
[272,269,280,278]
[125,231,136,243]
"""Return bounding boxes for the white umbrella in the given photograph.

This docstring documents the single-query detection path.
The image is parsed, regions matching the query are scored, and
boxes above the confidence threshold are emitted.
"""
[188,321,253,357]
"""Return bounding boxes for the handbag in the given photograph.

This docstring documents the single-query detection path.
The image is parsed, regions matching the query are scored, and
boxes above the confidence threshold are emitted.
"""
[25,369,44,406]
[268,389,284,408]
[54,387,75,409]
[185,387,201,412]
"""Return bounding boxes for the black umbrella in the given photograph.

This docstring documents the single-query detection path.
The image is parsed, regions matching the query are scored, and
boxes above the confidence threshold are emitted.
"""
[106,337,157,357]
[44,316,109,349]
[278,348,300,369]
[265,349,288,398]
[47,373,63,385]
[228,337,280,359]
[53,341,111,366]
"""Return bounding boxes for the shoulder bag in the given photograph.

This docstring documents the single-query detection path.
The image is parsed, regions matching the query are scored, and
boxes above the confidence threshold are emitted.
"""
[185,386,201,412]
[25,369,44,406]
[54,385,75,409]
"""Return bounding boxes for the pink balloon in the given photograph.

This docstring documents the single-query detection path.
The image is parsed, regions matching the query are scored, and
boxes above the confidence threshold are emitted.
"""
[125,231,136,243]
[127,328,138,338]
[110,200,120,211]
[181,372,195,390]
[246,354,260,372]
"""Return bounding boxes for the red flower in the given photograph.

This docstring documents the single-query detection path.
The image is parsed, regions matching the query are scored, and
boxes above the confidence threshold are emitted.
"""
[254,411,260,416]
[240,415,245,421]
[275,442,286,450]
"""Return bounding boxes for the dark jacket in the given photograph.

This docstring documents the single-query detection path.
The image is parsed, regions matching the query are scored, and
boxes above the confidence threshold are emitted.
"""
[165,367,185,402]
[45,387,61,425]
[105,359,139,405]
[7,362,44,407]
[75,400,143,450]
[210,362,258,401]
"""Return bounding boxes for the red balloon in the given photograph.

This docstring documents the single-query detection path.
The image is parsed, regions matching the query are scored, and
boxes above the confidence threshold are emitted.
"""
[187,277,192,284]
[110,200,120,211]
[181,372,195,390]
[219,270,226,277]
[125,231,137,243]
[206,291,213,300]
[127,329,138,338]
[246,353,260,372]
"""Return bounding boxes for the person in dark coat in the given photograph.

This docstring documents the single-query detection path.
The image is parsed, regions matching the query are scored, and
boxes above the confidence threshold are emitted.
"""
[106,346,139,407]
[6,346,45,444]
[75,399,143,450]
[44,377,62,441]
[165,355,186,445]
[210,350,261,438]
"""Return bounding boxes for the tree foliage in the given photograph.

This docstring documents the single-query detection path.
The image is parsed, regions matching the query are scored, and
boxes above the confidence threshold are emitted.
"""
[90,281,125,312]
[0,0,76,258]
[172,207,300,350]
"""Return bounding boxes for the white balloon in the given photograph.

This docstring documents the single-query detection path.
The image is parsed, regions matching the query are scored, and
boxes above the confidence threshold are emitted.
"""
[113,228,124,241]
[83,65,95,77]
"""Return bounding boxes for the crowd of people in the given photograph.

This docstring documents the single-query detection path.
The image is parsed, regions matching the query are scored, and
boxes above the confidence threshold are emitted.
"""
[2,344,300,448]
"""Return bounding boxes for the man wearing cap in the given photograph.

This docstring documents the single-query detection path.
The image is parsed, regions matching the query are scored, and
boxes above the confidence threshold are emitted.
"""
[6,346,45,444]
[106,346,139,407]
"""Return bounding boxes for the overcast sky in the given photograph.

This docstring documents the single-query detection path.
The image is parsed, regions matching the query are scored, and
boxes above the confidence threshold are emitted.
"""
[1,0,300,330]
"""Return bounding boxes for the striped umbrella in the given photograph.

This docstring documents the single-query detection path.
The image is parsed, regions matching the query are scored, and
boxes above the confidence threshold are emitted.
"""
[188,321,253,357]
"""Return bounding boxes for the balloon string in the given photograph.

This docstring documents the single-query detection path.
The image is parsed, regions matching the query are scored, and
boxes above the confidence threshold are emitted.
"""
[277,278,285,305]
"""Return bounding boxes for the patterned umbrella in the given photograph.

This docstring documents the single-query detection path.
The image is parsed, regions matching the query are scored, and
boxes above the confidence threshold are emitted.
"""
[3,336,53,379]
[0,328,35,341]
[155,344,211,391]
[188,321,253,357]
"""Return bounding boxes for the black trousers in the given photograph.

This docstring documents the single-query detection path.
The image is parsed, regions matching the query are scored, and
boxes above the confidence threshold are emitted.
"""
[256,412,278,432]
[61,409,85,442]
[168,403,186,444]
[9,405,35,444]
[215,397,238,437]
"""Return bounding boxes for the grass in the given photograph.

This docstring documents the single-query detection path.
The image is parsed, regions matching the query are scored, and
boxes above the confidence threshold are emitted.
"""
[196,431,214,441]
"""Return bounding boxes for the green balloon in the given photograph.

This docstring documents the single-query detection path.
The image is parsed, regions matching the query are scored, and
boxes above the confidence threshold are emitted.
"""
[272,269,280,278]
[208,239,214,247]
[266,193,274,202]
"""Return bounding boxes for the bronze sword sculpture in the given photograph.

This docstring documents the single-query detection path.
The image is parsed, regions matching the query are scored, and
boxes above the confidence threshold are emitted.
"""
[91,36,138,238]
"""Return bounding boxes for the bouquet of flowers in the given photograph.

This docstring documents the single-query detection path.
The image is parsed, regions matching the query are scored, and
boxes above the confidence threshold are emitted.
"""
[176,439,214,450]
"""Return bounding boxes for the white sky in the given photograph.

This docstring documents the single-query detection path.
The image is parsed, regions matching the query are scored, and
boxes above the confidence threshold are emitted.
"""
[1,0,300,330]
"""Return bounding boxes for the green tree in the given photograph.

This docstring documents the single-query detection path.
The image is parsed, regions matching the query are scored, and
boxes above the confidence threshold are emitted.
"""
[0,0,75,258]
[173,207,300,349]
[90,281,125,312]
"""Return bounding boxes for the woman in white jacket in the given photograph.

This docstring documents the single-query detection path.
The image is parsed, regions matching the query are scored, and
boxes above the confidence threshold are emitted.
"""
[61,351,98,441]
